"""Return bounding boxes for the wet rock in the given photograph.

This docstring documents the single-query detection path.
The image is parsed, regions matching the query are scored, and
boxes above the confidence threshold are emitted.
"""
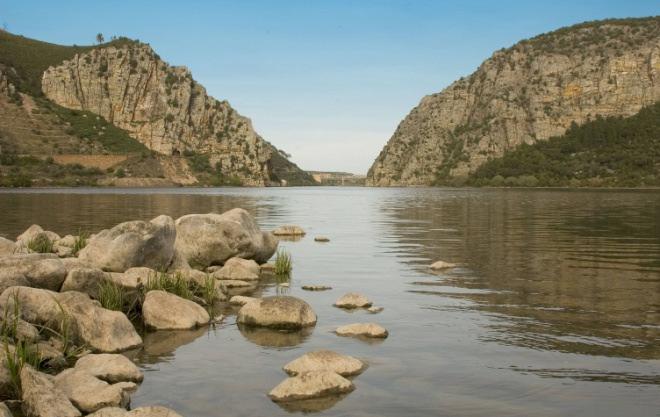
[60,268,111,298]
[57,291,143,352]
[0,238,16,257]
[335,323,388,339]
[272,225,306,236]
[75,354,143,383]
[229,295,258,306]
[0,254,66,291]
[260,262,275,273]
[367,306,384,314]
[212,257,260,281]
[334,293,372,309]
[219,280,254,290]
[20,365,81,417]
[301,285,332,291]
[78,215,176,272]
[142,291,210,330]
[429,260,457,270]
[269,371,354,402]
[237,296,316,330]
[53,368,133,413]
[314,236,330,242]
[283,350,366,377]
[174,209,278,269]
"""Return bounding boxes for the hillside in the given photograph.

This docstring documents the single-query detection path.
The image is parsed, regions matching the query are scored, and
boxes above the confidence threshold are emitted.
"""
[0,30,314,186]
[367,17,660,186]
[467,102,660,187]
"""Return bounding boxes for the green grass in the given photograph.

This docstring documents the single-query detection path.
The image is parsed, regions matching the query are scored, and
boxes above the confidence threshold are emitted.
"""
[274,249,293,276]
[466,101,660,187]
[198,275,217,307]
[26,234,53,253]
[144,272,194,300]
[97,280,126,312]
[4,340,41,397]
[72,231,88,255]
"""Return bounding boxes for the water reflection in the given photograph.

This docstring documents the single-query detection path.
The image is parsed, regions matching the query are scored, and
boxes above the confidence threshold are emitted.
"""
[133,327,210,364]
[237,325,313,348]
[274,393,350,413]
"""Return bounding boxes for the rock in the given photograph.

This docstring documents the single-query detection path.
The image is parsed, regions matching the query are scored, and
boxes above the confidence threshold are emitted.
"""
[174,209,278,269]
[53,368,133,413]
[170,269,208,287]
[301,285,332,291]
[314,236,330,242]
[237,296,316,330]
[60,268,110,298]
[128,407,184,417]
[0,403,11,417]
[142,291,210,330]
[367,306,384,314]
[334,293,372,309]
[335,323,388,339]
[219,280,254,290]
[54,235,77,258]
[0,286,61,327]
[212,258,260,281]
[429,261,457,270]
[0,270,29,295]
[283,350,366,377]
[60,258,95,272]
[0,238,16,257]
[260,263,275,273]
[57,291,143,352]
[78,215,176,272]
[36,339,66,369]
[229,295,258,306]
[16,225,60,249]
[269,371,354,402]
[272,225,306,236]
[13,319,39,343]
[86,408,127,417]
[20,366,81,417]
[75,354,143,383]
[115,267,156,287]
[0,254,66,291]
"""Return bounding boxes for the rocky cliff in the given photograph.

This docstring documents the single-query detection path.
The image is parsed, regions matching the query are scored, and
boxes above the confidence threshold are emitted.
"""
[40,41,312,186]
[367,17,660,186]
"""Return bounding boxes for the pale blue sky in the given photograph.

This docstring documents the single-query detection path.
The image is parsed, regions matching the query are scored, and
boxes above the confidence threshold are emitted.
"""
[2,1,658,173]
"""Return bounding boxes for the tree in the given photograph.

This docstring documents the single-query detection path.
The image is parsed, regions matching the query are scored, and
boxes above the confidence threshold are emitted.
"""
[96,33,104,44]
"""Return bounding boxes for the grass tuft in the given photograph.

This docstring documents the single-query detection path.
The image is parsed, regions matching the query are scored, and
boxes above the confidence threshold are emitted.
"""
[144,272,193,300]
[97,280,125,312]
[26,234,53,253]
[4,340,40,397]
[274,249,293,276]
[72,231,88,255]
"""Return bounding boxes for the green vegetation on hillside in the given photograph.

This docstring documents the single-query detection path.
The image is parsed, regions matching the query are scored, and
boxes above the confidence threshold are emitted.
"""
[466,101,660,187]
[0,155,103,187]
[0,29,136,96]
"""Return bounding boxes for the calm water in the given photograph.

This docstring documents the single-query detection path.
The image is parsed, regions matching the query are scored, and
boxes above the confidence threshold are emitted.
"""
[1,187,659,417]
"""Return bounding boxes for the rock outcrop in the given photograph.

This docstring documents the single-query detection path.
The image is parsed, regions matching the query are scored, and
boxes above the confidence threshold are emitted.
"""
[41,41,313,186]
[367,17,660,185]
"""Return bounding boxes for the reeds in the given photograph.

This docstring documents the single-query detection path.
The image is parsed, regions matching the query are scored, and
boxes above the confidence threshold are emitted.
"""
[72,231,89,255]
[274,249,293,276]
[26,234,53,253]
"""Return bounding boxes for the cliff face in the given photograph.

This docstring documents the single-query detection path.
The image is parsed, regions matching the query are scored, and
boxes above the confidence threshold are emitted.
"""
[367,17,660,186]
[41,42,310,186]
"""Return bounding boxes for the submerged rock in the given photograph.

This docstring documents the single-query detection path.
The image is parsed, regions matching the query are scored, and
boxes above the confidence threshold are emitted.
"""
[229,295,259,306]
[272,225,306,236]
[314,236,330,242]
[237,296,316,330]
[269,371,354,402]
[21,365,81,417]
[53,368,134,413]
[174,209,278,269]
[78,215,176,273]
[367,306,384,314]
[301,285,332,291]
[283,350,366,377]
[142,291,210,330]
[334,293,372,309]
[335,323,388,339]
[429,260,457,270]
[75,354,143,383]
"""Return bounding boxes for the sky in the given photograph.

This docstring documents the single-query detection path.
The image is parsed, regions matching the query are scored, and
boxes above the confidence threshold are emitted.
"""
[1,1,658,174]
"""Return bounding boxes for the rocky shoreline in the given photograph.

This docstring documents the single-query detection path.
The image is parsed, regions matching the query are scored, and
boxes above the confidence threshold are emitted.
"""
[0,209,390,416]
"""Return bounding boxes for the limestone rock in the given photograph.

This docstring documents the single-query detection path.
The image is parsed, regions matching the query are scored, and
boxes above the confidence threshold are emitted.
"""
[269,371,354,402]
[237,296,316,330]
[53,368,133,413]
[229,295,258,306]
[174,209,278,268]
[54,235,77,258]
[335,323,389,339]
[429,261,457,270]
[16,225,60,249]
[0,286,61,327]
[212,257,260,281]
[78,215,176,272]
[142,291,210,330]
[334,293,372,309]
[302,285,332,291]
[75,354,143,383]
[86,408,127,417]
[0,254,66,291]
[272,225,306,236]
[20,366,81,417]
[60,268,111,298]
[128,407,184,417]
[283,350,366,377]
[0,238,16,257]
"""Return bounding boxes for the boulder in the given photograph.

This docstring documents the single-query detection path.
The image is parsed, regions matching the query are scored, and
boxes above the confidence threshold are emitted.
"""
[86,408,128,417]
[108,267,156,290]
[53,368,134,413]
[272,225,306,236]
[0,286,61,327]
[57,291,142,352]
[0,254,66,291]
[36,339,66,369]
[229,295,258,306]
[174,209,278,269]
[334,293,372,309]
[0,403,11,417]
[283,350,366,377]
[54,235,77,258]
[268,371,354,402]
[60,257,95,272]
[75,354,143,383]
[0,238,16,257]
[78,216,176,272]
[237,296,316,330]
[219,280,254,290]
[0,355,12,400]
[142,291,210,330]
[60,268,110,298]
[335,323,388,339]
[0,270,29,295]
[212,258,260,281]
[170,269,208,287]
[429,260,457,270]
[20,366,81,417]
[16,225,60,248]
[301,285,332,291]
[87,407,184,417]
[260,262,275,273]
